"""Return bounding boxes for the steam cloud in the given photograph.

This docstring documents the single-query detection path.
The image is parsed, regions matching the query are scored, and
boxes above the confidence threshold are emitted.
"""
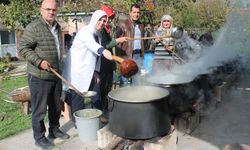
[147,0,250,83]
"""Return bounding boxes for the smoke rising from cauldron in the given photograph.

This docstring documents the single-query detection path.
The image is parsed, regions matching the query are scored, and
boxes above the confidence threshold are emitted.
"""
[147,1,250,82]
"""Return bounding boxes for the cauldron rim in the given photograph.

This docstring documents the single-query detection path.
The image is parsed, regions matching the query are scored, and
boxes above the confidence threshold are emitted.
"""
[108,85,169,103]
[148,75,195,86]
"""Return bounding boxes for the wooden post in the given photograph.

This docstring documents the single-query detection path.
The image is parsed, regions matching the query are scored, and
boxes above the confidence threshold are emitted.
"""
[62,102,72,122]
[20,101,30,115]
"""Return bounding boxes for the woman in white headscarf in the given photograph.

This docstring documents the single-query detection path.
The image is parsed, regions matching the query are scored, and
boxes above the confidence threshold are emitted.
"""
[156,14,201,60]
[151,14,181,73]
[63,10,112,119]
[156,15,173,34]
[155,14,175,52]
[152,14,201,73]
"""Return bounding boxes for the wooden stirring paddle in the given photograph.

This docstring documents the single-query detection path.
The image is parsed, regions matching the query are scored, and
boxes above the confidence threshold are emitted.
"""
[112,56,139,78]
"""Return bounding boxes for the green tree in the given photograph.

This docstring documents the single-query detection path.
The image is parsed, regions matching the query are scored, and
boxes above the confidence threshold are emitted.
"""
[195,0,230,30]
[59,0,101,13]
[0,0,10,5]
[0,0,39,30]
[147,0,229,32]
[0,0,230,33]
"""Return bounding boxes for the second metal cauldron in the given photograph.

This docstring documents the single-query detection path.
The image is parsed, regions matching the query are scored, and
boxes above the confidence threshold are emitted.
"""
[148,75,199,116]
[108,86,171,139]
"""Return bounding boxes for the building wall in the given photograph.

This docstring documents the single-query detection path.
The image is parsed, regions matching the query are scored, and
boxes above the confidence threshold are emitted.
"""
[0,30,16,58]
[0,44,16,58]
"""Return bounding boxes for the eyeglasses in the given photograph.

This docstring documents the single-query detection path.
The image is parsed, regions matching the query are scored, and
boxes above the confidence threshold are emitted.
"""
[42,8,57,12]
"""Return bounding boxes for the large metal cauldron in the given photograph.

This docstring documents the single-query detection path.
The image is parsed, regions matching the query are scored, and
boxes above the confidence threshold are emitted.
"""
[108,86,171,139]
[159,82,199,116]
[148,75,199,116]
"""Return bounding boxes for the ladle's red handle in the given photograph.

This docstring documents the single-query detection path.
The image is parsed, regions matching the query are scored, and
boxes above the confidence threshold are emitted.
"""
[112,56,124,63]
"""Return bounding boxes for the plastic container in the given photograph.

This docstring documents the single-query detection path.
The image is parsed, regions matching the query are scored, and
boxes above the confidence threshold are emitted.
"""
[143,51,154,75]
[73,109,102,142]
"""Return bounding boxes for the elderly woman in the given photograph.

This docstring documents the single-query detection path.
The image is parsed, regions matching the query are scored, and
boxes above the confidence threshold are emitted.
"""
[155,14,175,52]
[152,14,178,72]
[152,14,201,72]
[63,10,112,121]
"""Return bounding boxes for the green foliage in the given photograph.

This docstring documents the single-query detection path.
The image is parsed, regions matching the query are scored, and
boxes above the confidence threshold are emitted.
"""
[0,61,13,74]
[148,0,229,32]
[0,61,6,73]
[0,76,31,140]
[0,0,39,29]
[1,73,11,81]
[0,0,230,35]
[0,0,10,5]
[178,2,199,28]
[58,0,102,22]
[107,0,135,13]
[194,0,230,31]
[59,0,101,13]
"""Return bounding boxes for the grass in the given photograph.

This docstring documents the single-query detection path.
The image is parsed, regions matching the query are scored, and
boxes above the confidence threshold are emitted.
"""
[0,74,95,140]
[0,76,31,140]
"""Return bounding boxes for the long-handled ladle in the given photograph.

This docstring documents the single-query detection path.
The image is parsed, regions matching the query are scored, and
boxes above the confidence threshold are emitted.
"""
[50,68,96,98]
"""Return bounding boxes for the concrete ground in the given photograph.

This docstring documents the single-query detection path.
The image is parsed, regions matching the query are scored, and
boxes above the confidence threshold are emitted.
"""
[1,61,250,150]
[0,119,97,150]
[177,87,250,150]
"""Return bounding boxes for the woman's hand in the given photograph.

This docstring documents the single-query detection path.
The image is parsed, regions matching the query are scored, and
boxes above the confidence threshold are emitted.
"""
[154,37,161,43]
[102,49,113,60]
[165,45,174,52]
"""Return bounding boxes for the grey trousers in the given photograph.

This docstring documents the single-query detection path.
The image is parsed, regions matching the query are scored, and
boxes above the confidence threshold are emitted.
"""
[28,74,62,141]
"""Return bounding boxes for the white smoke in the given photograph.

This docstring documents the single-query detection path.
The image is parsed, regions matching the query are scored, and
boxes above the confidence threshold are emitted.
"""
[148,1,250,83]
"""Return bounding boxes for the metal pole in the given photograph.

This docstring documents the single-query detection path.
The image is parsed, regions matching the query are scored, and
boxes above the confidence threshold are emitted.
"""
[72,12,78,33]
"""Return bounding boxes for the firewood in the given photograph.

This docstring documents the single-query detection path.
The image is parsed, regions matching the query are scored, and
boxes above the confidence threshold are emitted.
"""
[103,137,124,150]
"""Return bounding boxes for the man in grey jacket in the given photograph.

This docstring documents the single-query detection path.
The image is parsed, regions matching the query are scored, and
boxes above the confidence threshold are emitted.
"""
[19,0,69,149]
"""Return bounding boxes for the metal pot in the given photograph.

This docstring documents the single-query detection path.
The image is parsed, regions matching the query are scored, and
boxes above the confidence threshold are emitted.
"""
[148,75,199,116]
[148,73,195,85]
[161,83,199,116]
[171,26,183,39]
[108,86,171,139]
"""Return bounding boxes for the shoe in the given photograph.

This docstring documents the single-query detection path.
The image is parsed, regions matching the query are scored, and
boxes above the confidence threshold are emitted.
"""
[48,129,70,140]
[35,137,54,150]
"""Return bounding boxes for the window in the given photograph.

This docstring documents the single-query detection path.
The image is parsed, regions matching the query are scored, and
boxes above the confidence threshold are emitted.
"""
[1,31,16,44]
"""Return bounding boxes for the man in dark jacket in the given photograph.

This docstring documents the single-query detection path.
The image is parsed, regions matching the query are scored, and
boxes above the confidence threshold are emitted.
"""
[115,3,145,86]
[19,0,69,149]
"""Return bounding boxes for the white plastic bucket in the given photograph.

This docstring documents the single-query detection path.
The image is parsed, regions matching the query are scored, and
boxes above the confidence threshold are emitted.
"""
[73,109,102,142]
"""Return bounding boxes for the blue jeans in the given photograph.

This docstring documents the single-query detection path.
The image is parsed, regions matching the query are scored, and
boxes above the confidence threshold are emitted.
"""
[119,76,132,87]
[119,53,143,87]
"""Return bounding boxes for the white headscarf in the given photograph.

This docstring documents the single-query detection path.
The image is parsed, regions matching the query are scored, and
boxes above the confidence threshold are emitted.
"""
[160,15,173,28]
[88,10,107,34]
[156,14,173,36]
